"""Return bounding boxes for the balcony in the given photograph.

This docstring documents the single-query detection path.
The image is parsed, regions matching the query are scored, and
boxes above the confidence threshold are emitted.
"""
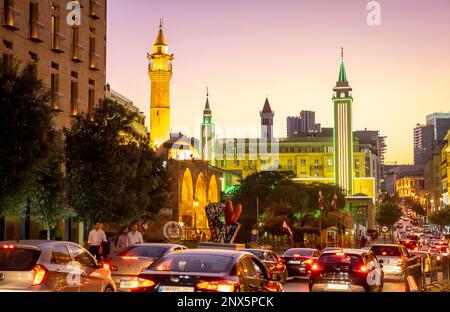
[3,5,20,30]
[72,42,84,62]
[310,165,323,171]
[52,32,66,53]
[89,52,101,71]
[70,100,83,117]
[89,0,102,19]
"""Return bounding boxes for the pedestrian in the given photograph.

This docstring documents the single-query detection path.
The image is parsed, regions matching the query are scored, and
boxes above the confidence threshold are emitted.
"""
[116,226,131,254]
[88,220,107,261]
[128,223,144,245]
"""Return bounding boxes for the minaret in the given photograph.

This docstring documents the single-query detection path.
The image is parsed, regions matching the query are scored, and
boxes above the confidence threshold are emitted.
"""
[260,97,274,140]
[200,88,216,165]
[148,19,174,148]
[333,48,354,195]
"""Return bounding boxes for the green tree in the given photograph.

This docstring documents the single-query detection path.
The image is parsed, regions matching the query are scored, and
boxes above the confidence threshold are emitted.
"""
[429,206,450,227]
[28,132,76,239]
[376,200,402,227]
[65,99,170,226]
[0,59,53,216]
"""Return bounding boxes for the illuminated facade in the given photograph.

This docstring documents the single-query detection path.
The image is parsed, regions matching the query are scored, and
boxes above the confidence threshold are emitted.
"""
[200,89,216,165]
[441,130,450,206]
[333,49,354,195]
[148,21,174,148]
[395,177,425,198]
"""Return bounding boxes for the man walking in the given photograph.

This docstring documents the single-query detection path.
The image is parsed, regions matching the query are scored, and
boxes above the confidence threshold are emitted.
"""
[88,220,107,261]
[128,223,144,245]
[116,226,131,255]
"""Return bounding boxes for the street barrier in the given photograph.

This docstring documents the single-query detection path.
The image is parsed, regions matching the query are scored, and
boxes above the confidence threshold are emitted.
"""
[424,255,449,292]
[405,261,422,292]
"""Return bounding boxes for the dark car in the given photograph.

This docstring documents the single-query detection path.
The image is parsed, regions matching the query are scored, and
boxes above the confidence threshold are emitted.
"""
[400,239,419,251]
[130,249,283,292]
[281,248,321,278]
[107,243,187,291]
[241,249,287,284]
[309,249,384,292]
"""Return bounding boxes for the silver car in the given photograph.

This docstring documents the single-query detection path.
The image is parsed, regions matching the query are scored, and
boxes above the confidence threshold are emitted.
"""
[108,243,187,291]
[0,240,116,292]
[370,244,415,281]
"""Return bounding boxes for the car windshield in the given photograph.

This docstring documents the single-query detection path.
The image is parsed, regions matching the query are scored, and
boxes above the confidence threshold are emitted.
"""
[411,252,426,258]
[0,247,41,271]
[119,245,169,258]
[284,249,313,257]
[318,254,363,266]
[371,246,401,257]
[148,254,233,273]
[243,250,265,260]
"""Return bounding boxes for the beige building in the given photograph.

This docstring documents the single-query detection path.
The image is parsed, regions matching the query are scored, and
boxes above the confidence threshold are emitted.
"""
[105,84,148,138]
[0,0,107,130]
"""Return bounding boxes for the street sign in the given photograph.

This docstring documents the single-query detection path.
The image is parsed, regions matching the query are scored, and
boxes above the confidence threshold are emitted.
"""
[381,226,389,233]
[163,222,184,242]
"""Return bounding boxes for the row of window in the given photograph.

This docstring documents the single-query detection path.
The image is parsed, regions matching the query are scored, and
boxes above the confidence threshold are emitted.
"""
[3,0,102,70]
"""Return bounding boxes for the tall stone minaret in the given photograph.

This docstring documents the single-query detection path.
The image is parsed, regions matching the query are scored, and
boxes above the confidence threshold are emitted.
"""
[333,48,354,195]
[260,98,274,140]
[200,88,216,165]
[148,20,174,148]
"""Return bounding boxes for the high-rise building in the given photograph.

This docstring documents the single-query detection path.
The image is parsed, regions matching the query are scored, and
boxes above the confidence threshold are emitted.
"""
[426,113,450,142]
[286,111,321,138]
[260,98,274,140]
[148,21,174,148]
[0,0,107,130]
[333,49,354,195]
[200,89,215,165]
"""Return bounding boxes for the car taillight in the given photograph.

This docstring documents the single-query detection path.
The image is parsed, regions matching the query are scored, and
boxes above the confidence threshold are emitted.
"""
[304,259,313,265]
[275,263,285,270]
[122,256,139,260]
[397,259,404,266]
[437,256,441,261]
[311,264,322,271]
[196,280,236,292]
[102,262,110,270]
[129,278,156,289]
[2,245,14,249]
[32,265,48,286]
[356,265,368,273]
[382,252,387,256]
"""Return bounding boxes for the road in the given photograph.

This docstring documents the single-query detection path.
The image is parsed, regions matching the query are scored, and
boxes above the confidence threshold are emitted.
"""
[283,278,405,292]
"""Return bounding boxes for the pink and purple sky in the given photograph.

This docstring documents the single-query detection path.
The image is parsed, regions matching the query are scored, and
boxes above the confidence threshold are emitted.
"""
[107,0,450,164]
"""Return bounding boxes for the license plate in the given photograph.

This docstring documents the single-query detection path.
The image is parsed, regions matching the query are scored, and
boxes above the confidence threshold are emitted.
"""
[299,268,306,273]
[327,284,349,290]
[382,260,389,264]
[119,280,131,288]
[158,286,195,292]
[289,260,301,264]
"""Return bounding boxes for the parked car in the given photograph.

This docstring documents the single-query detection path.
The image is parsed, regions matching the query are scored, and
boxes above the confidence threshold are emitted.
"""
[370,244,417,281]
[130,249,283,292]
[241,249,287,284]
[107,243,187,291]
[280,248,321,278]
[0,240,116,292]
[308,249,384,292]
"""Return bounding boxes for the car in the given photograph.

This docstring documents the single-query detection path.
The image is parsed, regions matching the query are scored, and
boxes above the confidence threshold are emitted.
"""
[370,244,417,281]
[281,248,321,278]
[130,249,283,292]
[241,249,287,284]
[361,247,371,251]
[400,239,419,251]
[433,242,449,257]
[0,240,116,292]
[410,251,431,274]
[107,243,187,291]
[395,223,404,230]
[321,247,341,253]
[308,249,384,292]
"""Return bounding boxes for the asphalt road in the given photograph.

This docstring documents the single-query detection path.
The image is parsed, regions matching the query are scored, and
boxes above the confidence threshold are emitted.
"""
[283,278,405,292]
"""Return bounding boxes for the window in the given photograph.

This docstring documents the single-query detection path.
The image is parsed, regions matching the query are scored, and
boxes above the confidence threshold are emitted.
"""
[234,160,240,167]
[51,245,72,265]
[327,159,333,167]
[240,257,257,278]
[51,62,59,70]
[29,51,38,62]
[69,245,96,267]
[89,37,99,70]
[300,159,306,166]
[89,0,101,19]
[220,160,226,167]
[51,73,59,110]
[70,81,78,116]
[355,159,360,169]
[51,5,63,52]
[71,71,78,78]
[71,27,82,62]
[88,89,95,116]
[287,159,293,170]
[3,39,13,49]
[251,258,267,279]
[29,2,43,42]
[3,0,18,29]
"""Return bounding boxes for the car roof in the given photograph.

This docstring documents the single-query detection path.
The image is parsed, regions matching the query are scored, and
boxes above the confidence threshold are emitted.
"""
[371,244,403,247]
[129,243,184,248]
[165,248,250,257]
[241,248,272,253]
[321,248,366,256]
[0,240,77,248]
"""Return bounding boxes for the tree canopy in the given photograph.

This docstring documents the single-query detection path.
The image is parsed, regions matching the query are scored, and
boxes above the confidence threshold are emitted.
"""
[0,60,54,216]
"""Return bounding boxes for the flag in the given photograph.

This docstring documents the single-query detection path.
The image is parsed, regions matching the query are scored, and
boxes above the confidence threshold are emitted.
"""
[281,221,293,237]
[331,194,338,208]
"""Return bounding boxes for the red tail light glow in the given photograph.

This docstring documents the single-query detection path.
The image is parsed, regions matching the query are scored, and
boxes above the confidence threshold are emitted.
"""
[397,259,404,266]
[1,245,14,249]
[128,278,156,289]
[196,280,236,292]
[382,252,387,256]
[356,265,368,273]
[32,265,48,286]
[336,252,345,256]
[102,262,110,270]
[312,264,321,271]
[275,263,285,270]
[293,254,301,258]
[122,256,139,260]
[304,259,313,265]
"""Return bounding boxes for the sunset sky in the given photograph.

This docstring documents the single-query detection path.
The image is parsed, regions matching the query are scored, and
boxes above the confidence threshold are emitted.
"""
[107,0,450,164]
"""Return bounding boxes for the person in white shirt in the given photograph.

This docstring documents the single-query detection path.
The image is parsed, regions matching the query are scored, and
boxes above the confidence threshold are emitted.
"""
[88,221,107,260]
[128,223,144,245]
[116,226,131,255]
